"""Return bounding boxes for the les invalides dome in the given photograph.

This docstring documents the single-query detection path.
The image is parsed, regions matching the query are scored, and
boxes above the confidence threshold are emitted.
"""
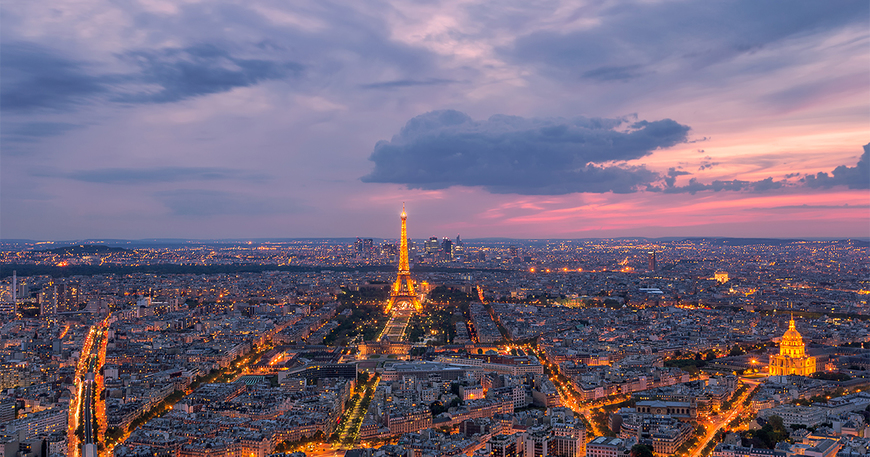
[769,316,817,376]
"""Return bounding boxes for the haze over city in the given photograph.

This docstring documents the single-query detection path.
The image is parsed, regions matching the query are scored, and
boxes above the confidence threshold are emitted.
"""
[1,0,868,240]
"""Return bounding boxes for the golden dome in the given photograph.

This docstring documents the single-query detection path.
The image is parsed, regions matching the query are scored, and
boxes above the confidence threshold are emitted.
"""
[782,318,803,344]
[770,315,817,376]
[779,317,806,358]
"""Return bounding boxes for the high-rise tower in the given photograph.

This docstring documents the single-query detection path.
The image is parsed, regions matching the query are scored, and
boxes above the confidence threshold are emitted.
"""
[385,204,422,313]
[12,271,16,316]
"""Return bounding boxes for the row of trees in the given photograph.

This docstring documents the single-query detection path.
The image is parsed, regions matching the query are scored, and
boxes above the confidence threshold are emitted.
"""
[720,383,750,411]
[324,300,389,345]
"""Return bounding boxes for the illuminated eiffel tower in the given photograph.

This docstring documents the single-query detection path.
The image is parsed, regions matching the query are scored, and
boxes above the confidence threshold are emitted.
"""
[385,203,422,313]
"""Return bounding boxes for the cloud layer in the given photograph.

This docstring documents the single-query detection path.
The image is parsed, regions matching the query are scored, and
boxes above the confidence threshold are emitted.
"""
[118,45,302,104]
[61,167,264,184]
[154,189,299,216]
[0,42,108,111]
[365,112,869,196]
[803,143,869,190]
[0,42,302,111]
[507,0,869,85]
[363,110,689,194]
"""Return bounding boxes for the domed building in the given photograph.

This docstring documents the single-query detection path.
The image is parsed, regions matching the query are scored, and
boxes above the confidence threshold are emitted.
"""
[769,316,816,376]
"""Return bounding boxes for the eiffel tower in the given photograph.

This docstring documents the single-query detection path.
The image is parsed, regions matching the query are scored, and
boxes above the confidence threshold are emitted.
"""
[385,203,422,313]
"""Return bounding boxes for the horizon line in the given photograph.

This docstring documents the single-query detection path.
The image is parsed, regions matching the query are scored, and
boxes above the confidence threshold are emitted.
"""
[2,236,869,244]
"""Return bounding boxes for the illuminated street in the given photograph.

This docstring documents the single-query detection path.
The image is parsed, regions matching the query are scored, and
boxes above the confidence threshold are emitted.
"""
[337,376,380,447]
[689,378,763,457]
[69,319,109,457]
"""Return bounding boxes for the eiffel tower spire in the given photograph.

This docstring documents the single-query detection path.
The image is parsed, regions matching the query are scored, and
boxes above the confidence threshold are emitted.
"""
[386,203,421,313]
[399,203,409,275]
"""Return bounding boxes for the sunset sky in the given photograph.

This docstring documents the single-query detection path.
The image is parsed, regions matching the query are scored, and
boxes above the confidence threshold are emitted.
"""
[1,0,868,240]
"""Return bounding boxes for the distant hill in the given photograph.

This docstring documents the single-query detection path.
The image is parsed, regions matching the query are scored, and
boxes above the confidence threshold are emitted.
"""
[674,237,870,247]
[675,237,805,246]
[2,236,867,250]
[39,245,128,255]
[0,263,505,279]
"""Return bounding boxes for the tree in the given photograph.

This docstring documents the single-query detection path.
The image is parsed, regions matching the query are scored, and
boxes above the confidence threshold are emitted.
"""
[768,415,785,432]
[630,444,654,457]
[750,415,788,448]
[430,401,447,415]
[810,372,850,382]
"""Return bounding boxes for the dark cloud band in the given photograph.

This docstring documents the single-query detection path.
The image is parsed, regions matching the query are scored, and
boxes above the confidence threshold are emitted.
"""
[154,189,298,216]
[801,144,869,190]
[0,42,107,111]
[363,111,868,196]
[117,44,302,104]
[0,42,302,111]
[32,167,266,184]
[362,110,689,195]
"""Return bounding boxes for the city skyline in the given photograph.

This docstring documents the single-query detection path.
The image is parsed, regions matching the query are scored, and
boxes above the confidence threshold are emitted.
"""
[2,1,868,239]
[1,230,868,456]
